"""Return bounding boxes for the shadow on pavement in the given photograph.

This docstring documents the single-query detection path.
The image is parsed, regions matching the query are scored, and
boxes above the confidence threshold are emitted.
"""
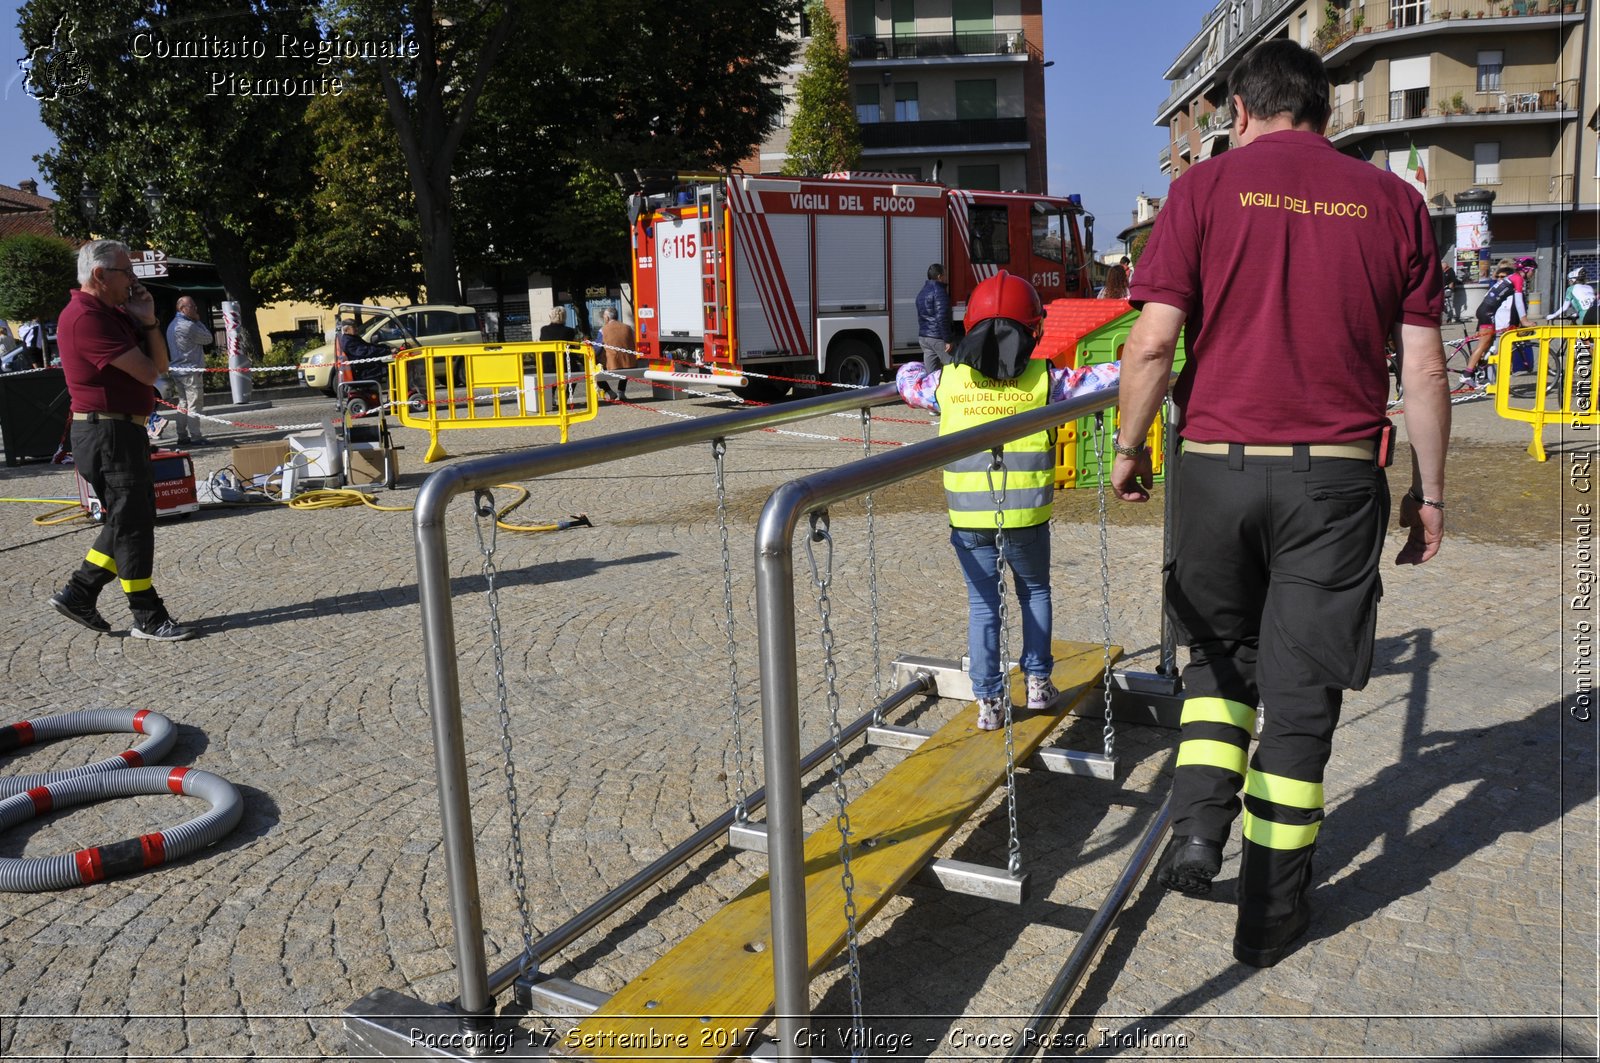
[201,551,678,632]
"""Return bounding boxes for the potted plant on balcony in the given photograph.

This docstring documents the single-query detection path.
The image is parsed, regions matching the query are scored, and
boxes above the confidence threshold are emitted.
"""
[1435,97,1450,116]
[1451,91,1467,114]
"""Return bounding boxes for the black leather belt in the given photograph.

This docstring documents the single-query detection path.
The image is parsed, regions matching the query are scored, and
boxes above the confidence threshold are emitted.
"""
[72,411,142,423]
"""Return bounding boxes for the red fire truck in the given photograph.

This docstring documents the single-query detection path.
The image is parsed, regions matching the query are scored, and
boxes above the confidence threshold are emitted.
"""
[625,170,1095,400]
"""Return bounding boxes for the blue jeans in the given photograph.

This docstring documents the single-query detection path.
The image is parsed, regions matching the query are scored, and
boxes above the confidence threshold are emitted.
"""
[950,523,1053,700]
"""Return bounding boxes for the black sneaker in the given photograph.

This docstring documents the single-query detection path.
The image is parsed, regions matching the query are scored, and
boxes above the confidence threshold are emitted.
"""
[130,618,196,642]
[48,590,110,634]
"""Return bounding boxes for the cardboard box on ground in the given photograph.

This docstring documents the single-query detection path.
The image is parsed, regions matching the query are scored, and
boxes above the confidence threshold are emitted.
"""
[230,440,291,482]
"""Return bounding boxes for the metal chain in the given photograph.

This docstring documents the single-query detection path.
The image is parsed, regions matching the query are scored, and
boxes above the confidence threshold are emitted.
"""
[861,410,884,710]
[1093,415,1117,763]
[805,511,866,1052]
[984,451,1022,877]
[474,489,539,964]
[712,440,750,821]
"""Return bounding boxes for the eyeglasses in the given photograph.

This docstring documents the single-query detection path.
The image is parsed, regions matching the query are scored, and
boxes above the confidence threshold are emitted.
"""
[102,266,137,278]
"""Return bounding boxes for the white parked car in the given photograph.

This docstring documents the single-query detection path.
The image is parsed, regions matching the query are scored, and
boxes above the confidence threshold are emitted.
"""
[298,304,487,395]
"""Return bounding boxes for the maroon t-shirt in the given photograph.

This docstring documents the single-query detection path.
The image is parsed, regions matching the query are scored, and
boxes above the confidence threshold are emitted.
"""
[1130,130,1441,445]
[59,288,154,416]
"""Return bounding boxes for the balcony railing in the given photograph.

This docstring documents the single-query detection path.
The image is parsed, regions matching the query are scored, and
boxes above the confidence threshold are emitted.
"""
[858,116,1028,150]
[1326,78,1579,133]
[1316,0,1586,53]
[847,29,1028,61]
[1427,173,1574,207]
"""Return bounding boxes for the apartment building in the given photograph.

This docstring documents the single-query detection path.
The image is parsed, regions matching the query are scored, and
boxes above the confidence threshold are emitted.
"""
[750,0,1048,192]
[1156,0,1596,294]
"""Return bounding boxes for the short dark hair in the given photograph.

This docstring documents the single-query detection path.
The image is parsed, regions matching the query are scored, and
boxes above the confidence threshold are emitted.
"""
[927,263,945,280]
[1228,39,1331,129]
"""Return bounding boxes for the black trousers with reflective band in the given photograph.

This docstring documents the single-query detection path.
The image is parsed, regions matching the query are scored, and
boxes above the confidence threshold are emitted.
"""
[66,418,166,627]
[1164,446,1389,865]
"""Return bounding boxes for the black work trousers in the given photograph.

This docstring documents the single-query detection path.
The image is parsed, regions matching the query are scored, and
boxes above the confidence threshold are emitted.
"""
[66,417,167,628]
[1165,445,1388,919]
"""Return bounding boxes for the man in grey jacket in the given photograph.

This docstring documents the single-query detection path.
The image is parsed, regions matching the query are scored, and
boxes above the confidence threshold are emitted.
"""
[165,296,212,445]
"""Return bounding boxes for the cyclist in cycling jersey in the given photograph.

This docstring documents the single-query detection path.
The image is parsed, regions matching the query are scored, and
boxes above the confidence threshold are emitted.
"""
[1549,266,1597,324]
[1462,264,1524,387]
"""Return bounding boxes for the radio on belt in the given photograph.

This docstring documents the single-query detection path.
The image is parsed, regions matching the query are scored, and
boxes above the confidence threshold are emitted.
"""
[78,448,199,520]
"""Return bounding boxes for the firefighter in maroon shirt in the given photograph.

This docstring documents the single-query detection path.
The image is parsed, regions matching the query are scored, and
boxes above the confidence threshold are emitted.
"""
[48,240,195,642]
[1111,41,1450,968]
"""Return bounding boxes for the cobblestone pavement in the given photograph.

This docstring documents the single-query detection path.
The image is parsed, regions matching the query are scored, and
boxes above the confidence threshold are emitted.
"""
[0,383,1594,1061]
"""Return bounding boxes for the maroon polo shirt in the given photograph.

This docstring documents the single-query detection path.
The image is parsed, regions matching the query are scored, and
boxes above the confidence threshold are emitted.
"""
[59,288,154,416]
[1131,129,1441,445]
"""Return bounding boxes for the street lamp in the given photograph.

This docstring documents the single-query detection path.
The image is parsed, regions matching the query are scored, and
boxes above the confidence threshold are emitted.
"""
[143,182,163,225]
[79,179,100,226]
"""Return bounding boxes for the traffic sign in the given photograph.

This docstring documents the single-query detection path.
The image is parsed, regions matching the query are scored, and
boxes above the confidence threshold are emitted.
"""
[134,250,167,264]
[132,262,168,278]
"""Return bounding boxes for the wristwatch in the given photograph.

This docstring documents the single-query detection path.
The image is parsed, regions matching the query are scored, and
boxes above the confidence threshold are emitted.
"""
[1111,438,1149,458]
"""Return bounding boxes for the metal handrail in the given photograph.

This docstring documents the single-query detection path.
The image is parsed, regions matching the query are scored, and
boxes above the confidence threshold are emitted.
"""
[413,383,902,1031]
[753,382,1124,1058]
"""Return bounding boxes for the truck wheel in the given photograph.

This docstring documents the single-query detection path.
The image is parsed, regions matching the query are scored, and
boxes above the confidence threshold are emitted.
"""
[730,378,791,402]
[346,395,370,418]
[826,341,878,388]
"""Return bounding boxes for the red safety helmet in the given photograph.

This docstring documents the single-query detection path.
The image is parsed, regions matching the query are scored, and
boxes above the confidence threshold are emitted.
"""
[966,270,1045,329]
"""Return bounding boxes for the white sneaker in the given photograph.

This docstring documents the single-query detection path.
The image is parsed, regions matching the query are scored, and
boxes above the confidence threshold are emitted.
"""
[1026,674,1059,710]
[976,696,1005,731]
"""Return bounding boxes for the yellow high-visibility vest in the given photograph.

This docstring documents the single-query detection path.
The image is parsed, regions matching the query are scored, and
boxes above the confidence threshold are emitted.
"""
[936,361,1053,529]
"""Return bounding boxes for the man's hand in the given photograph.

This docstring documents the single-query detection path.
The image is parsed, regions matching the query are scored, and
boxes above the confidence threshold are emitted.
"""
[1394,492,1444,565]
[126,282,157,327]
[1111,451,1153,502]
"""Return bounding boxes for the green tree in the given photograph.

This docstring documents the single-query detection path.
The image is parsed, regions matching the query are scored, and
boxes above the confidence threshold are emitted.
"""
[452,0,797,304]
[261,83,423,304]
[0,235,76,323]
[19,0,317,359]
[1129,228,1151,266]
[783,1,859,176]
[325,0,520,304]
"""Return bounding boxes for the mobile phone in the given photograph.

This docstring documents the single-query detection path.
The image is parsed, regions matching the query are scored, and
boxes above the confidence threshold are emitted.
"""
[1377,419,1396,468]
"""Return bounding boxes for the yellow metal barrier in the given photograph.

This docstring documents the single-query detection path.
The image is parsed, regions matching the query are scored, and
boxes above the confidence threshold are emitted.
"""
[1490,324,1598,461]
[388,341,599,462]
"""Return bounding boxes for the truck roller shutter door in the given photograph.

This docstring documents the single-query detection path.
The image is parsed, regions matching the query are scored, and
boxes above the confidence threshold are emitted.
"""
[891,216,944,348]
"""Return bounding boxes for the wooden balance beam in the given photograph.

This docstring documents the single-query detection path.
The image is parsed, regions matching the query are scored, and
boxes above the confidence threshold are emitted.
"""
[559,639,1119,1061]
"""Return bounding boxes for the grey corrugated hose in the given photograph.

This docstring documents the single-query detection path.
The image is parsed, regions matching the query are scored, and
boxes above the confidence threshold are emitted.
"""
[0,708,177,797]
[0,766,242,891]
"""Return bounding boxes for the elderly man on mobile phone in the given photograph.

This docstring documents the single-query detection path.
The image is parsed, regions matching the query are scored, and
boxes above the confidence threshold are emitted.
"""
[47,239,196,642]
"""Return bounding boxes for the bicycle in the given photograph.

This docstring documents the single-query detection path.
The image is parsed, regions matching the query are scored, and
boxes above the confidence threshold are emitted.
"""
[1387,325,1484,402]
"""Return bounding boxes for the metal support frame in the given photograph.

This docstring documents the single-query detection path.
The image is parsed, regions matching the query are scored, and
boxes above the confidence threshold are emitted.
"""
[888,655,1183,733]
[725,819,1028,904]
[864,719,1117,781]
[753,384,1124,1059]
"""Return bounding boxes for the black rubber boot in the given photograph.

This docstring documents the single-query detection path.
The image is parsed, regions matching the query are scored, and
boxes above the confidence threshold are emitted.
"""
[1158,835,1224,896]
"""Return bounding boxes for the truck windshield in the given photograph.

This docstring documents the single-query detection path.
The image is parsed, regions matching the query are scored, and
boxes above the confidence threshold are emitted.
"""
[1031,202,1066,264]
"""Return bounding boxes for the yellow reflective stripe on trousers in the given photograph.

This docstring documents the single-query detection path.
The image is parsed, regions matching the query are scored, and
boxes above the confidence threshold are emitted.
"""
[1179,696,1256,732]
[1174,738,1247,776]
[1242,809,1321,850]
[86,549,118,574]
[1245,769,1324,810]
[119,577,153,593]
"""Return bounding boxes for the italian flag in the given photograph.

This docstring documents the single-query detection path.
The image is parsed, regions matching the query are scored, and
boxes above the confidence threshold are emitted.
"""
[1408,141,1427,185]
